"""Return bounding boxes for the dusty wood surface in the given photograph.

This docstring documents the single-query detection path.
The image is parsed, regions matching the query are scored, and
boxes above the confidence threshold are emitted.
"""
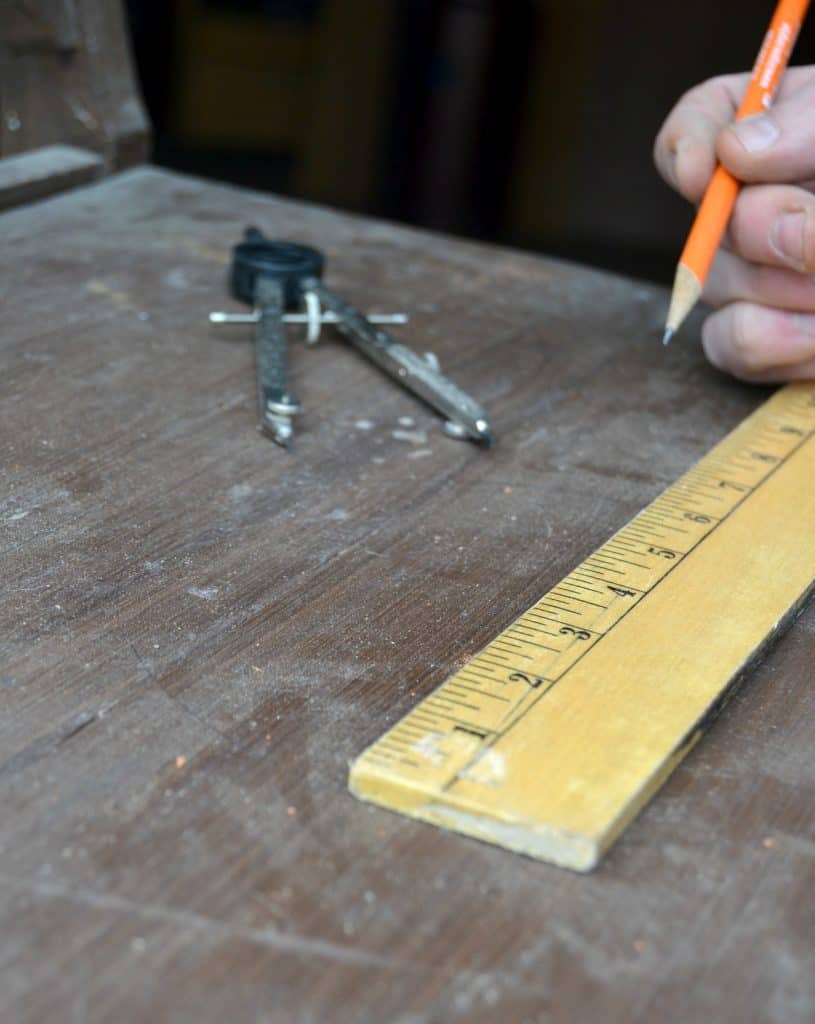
[0,145,103,211]
[0,0,149,171]
[1,167,813,1024]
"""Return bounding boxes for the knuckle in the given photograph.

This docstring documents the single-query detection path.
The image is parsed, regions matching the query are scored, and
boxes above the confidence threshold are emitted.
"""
[682,79,714,109]
[802,208,815,272]
[729,304,765,370]
[727,202,751,256]
[652,128,669,170]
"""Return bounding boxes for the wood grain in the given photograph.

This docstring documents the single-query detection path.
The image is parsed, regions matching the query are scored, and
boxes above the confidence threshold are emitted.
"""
[1,168,813,1023]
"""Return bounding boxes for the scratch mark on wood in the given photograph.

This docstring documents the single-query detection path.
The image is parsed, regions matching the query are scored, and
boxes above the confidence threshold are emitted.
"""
[0,874,404,970]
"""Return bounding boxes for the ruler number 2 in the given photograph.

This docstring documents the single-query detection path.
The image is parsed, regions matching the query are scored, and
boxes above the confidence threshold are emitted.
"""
[508,672,546,689]
[559,626,591,640]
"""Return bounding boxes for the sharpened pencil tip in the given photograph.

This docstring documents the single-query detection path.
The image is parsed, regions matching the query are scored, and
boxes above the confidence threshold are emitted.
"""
[662,328,674,347]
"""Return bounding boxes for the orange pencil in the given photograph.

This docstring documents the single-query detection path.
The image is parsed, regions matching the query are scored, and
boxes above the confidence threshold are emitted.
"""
[664,0,811,344]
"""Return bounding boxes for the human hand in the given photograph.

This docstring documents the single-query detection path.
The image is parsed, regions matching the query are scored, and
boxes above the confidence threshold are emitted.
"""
[655,67,815,381]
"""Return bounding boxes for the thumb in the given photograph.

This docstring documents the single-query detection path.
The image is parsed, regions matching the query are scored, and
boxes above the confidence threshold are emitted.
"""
[717,75,815,184]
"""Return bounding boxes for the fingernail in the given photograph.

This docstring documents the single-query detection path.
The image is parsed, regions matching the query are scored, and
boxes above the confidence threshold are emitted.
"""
[732,114,779,153]
[770,211,806,269]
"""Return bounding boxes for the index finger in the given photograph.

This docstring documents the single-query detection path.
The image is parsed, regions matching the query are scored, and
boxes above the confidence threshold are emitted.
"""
[654,67,815,202]
[654,73,751,201]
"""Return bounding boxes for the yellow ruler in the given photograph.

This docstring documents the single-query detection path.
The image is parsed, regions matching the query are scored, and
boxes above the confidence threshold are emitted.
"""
[349,382,815,871]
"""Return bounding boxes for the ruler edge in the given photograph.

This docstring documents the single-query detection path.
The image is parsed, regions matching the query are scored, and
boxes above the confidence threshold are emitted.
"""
[348,383,815,870]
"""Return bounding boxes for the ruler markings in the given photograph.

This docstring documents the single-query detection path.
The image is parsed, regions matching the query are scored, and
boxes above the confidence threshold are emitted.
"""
[414,707,485,730]
[503,634,560,653]
[552,593,609,611]
[559,582,605,596]
[584,558,625,575]
[439,412,813,761]
[510,617,559,635]
[459,666,513,686]
[376,736,413,751]
[557,579,606,594]
[431,695,481,712]
[525,615,601,638]
[473,651,512,664]
[539,596,584,609]
[571,569,631,586]
[453,681,511,703]
[435,425,811,784]
[409,709,471,729]
[676,484,726,500]
[445,681,488,697]
[597,552,651,570]
[491,639,530,653]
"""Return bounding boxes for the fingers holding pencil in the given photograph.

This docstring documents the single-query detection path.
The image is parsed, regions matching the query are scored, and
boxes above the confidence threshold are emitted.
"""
[654,68,815,202]
[718,74,815,185]
[659,0,812,347]
[705,249,815,312]
[727,184,815,272]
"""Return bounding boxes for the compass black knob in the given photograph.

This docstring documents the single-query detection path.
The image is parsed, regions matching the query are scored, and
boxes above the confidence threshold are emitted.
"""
[230,228,324,309]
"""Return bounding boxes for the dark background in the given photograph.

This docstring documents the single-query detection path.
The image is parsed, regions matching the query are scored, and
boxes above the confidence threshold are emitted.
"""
[125,0,815,285]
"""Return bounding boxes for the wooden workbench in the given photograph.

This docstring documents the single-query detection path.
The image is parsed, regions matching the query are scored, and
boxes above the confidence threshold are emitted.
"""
[2,168,813,1024]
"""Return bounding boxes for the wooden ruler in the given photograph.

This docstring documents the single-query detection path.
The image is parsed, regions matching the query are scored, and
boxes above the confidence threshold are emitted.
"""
[349,383,815,871]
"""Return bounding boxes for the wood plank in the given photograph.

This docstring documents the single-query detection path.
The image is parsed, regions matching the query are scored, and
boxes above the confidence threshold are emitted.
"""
[0,168,812,1023]
[0,145,103,211]
[0,0,149,171]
